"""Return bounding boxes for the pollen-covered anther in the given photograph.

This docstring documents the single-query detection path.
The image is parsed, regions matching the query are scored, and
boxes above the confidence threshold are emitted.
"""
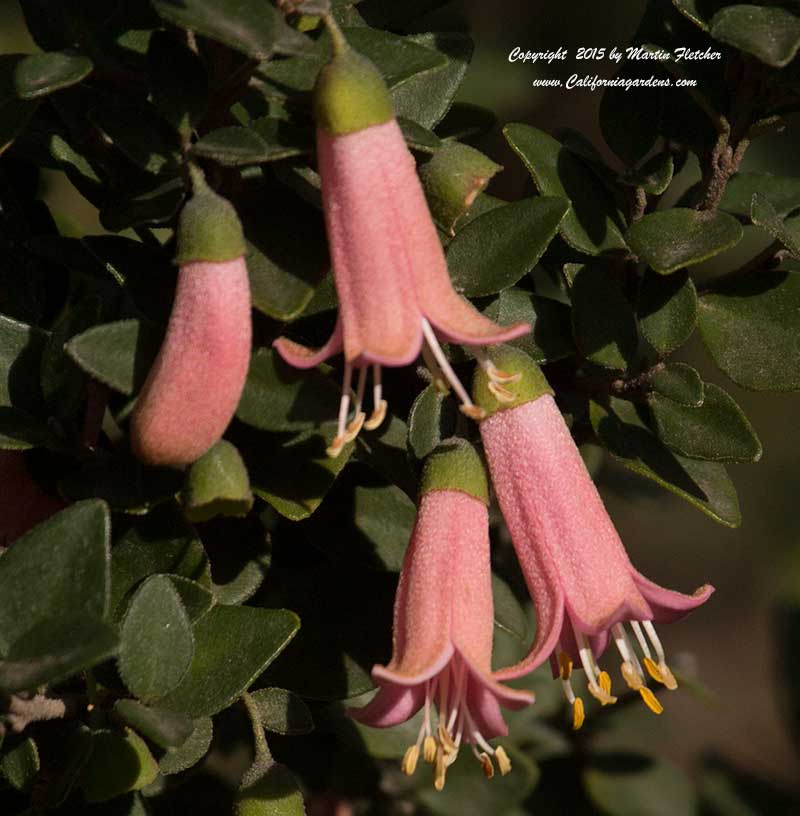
[558,651,573,680]
[325,434,348,458]
[344,411,366,442]
[620,660,644,691]
[401,744,420,776]
[658,662,678,691]
[495,745,512,776]
[478,752,494,779]
[643,656,666,685]
[423,735,437,764]
[639,686,664,715]
[572,698,585,730]
[598,670,613,697]
[437,722,457,755]
[487,381,516,403]
[460,404,487,421]
[364,399,388,431]
[587,682,617,706]
[434,746,447,791]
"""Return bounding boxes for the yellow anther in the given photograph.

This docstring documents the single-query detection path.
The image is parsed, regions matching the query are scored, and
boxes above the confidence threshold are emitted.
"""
[639,686,664,715]
[598,671,612,696]
[459,404,487,421]
[363,399,388,431]
[588,683,617,706]
[479,752,494,779]
[558,651,573,680]
[495,745,512,776]
[621,661,644,691]
[423,735,437,764]
[401,744,419,776]
[487,381,516,403]
[437,723,457,755]
[325,434,347,458]
[643,657,665,685]
[572,697,585,730]
[434,746,447,791]
[659,662,678,691]
[343,411,366,442]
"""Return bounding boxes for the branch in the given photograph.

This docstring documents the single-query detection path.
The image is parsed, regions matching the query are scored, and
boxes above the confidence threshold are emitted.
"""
[2,694,82,734]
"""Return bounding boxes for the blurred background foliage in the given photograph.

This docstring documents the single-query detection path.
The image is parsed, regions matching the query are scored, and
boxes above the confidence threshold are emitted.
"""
[1,0,800,814]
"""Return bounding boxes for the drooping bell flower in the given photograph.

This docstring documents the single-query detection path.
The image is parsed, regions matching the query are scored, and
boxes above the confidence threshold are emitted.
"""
[0,451,64,547]
[131,167,252,467]
[473,348,713,728]
[349,440,534,788]
[274,19,529,457]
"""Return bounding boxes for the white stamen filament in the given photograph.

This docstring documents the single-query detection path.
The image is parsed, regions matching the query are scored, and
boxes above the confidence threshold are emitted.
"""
[630,620,653,661]
[420,319,476,410]
[335,362,353,441]
[354,365,367,416]
[642,620,667,665]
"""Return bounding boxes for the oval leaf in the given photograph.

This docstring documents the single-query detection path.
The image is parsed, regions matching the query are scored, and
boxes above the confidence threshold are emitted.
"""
[638,269,698,355]
[651,363,704,407]
[710,5,800,67]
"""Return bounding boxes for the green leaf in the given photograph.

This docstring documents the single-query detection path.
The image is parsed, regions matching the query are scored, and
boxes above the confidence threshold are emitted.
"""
[0,314,47,414]
[720,173,800,219]
[392,32,473,129]
[622,153,674,196]
[408,384,458,462]
[111,505,211,620]
[119,575,195,702]
[235,763,305,816]
[159,717,213,775]
[398,117,442,153]
[698,270,800,391]
[101,177,185,232]
[650,382,761,463]
[249,688,314,736]
[38,724,94,809]
[484,289,575,363]
[193,120,310,166]
[590,397,741,527]
[418,744,539,815]
[0,616,118,692]
[751,193,800,258]
[155,605,300,717]
[80,729,159,804]
[10,52,93,100]
[504,123,627,256]
[182,440,253,523]
[584,752,697,816]
[0,500,110,654]
[446,197,569,297]
[0,737,39,792]
[66,319,162,396]
[651,363,704,407]
[492,574,528,643]
[242,194,328,322]
[638,269,698,355]
[236,349,341,433]
[626,208,743,274]
[571,264,638,370]
[600,61,664,165]
[148,30,208,137]
[710,5,800,67]
[0,408,52,450]
[256,27,447,96]
[114,700,195,750]
[167,576,215,623]
[151,0,312,60]
[88,103,176,175]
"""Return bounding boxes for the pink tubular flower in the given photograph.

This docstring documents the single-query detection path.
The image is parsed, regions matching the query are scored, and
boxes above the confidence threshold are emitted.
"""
[474,349,713,727]
[131,169,251,467]
[0,451,64,546]
[349,440,534,788]
[274,23,529,457]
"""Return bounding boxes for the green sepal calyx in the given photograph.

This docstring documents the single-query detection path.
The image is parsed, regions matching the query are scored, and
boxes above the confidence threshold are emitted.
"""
[313,24,394,135]
[174,166,246,265]
[472,346,553,417]
[420,438,490,505]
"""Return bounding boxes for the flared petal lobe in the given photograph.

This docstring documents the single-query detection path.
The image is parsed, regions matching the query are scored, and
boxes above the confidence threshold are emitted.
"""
[131,258,252,467]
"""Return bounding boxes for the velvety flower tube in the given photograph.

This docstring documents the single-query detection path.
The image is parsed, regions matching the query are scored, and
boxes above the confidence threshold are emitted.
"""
[131,169,251,467]
[349,440,534,788]
[474,348,713,728]
[275,20,529,456]
[0,451,63,546]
